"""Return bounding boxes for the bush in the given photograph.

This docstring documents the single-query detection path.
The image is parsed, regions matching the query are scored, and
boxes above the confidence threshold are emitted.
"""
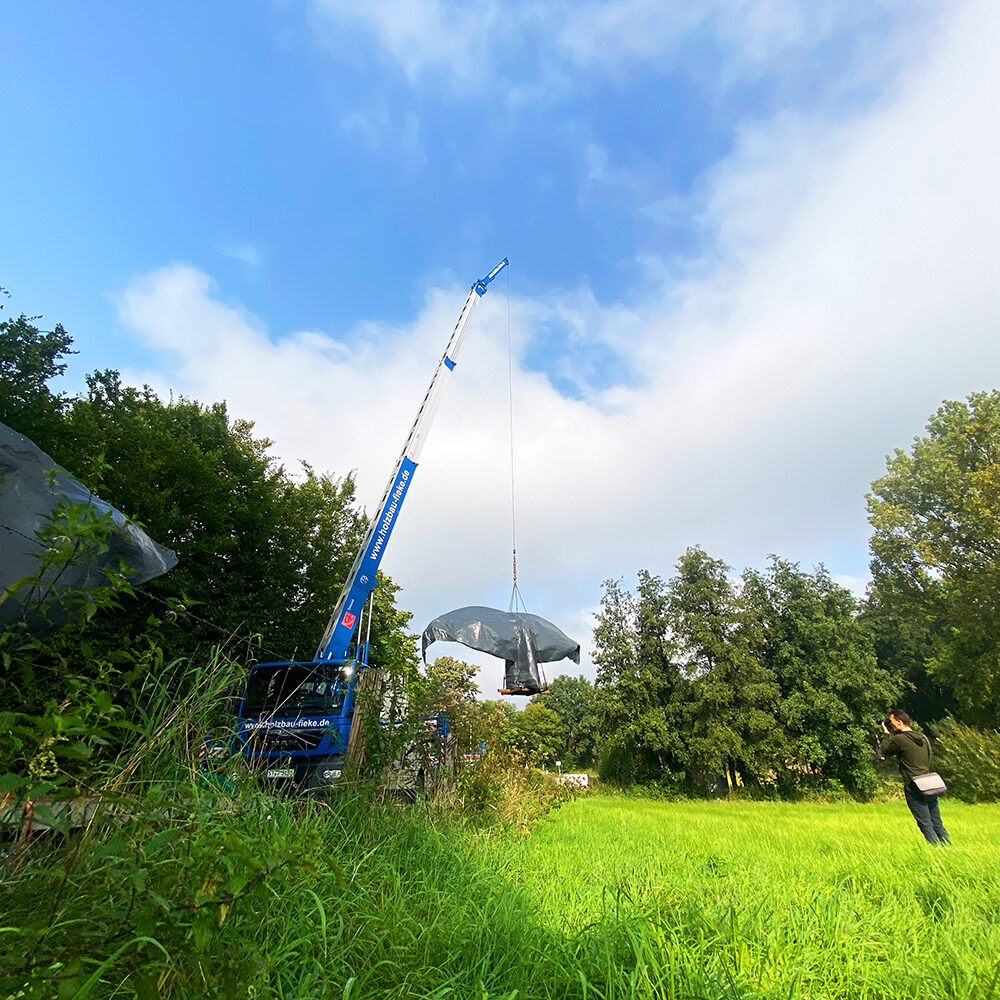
[933,717,1000,802]
[453,747,574,832]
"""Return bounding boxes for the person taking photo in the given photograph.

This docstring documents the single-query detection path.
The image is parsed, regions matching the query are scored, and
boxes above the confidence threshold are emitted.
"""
[879,709,951,846]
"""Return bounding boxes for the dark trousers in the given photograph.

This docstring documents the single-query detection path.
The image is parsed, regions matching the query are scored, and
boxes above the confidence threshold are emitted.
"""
[904,782,950,844]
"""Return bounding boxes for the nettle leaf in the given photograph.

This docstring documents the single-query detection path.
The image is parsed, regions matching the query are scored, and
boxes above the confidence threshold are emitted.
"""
[28,801,71,835]
[0,772,28,796]
[90,840,131,861]
[89,688,114,714]
[191,910,215,951]
[145,827,184,852]
[143,888,173,913]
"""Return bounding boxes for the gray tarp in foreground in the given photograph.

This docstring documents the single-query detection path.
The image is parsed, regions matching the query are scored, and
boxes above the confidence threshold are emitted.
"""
[421,605,580,694]
[0,422,178,631]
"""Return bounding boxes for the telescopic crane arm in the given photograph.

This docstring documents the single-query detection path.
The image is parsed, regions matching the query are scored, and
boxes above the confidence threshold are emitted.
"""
[315,258,509,662]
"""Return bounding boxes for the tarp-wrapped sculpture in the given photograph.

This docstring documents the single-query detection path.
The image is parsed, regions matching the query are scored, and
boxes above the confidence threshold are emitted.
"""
[421,605,580,695]
[0,422,178,632]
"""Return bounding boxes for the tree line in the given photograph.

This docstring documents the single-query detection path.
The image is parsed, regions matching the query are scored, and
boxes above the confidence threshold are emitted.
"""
[1,310,419,756]
[421,394,1000,797]
[3,305,999,798]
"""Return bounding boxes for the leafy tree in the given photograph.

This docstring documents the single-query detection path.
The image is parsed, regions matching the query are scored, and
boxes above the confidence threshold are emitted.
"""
[364,572,420,682]
[48,369,374,665]
[593,571,688,785]
[0,319,419,705]
[933,718,1000,803]
[424,655,480,705]
[532,674,599,768]
[742,558,899,795]
[592,552,899,797]
[860,587,951,724]
[468,698,517,757]
[668,547,782,791]
[417,655,480,755]
[508,702,565,765]
[867,391,1000,726]
[0,313,75,447]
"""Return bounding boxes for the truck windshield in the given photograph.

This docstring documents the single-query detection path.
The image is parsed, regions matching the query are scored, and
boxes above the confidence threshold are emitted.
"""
[242,663,347,718]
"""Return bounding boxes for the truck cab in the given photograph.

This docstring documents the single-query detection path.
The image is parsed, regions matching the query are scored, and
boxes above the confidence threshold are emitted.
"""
[236,658,357,790]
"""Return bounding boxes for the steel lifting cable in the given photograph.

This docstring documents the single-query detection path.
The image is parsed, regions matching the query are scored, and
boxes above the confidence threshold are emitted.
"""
[506,266,527,615]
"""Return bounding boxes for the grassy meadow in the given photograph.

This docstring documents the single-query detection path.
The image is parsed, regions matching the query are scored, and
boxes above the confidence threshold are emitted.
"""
[503,794,1000,999]
[4,788,999,999]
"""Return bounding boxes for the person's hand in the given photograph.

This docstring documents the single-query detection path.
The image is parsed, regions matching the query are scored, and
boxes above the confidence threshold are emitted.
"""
[881,722,890,734]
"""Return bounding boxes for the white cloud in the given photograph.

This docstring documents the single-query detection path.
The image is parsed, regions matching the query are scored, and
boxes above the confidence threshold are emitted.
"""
[309,0,936,97]
[339,103,390,150]
[582,144,612,185]
[310,0,505,86]
[217,242,264,268]
[557,0,928,81]
[338,101,427,165]
[580,143,644,196]
[117,2,1000,686]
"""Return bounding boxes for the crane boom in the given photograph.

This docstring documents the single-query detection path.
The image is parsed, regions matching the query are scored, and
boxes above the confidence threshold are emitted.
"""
[315,258,508,661]
[225,259,506,794]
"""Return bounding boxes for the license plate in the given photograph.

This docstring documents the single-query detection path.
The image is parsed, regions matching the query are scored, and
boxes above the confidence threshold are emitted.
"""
[265,768,294,779]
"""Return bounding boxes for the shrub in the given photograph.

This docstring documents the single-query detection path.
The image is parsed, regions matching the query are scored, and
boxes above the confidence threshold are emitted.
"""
[453,747,574,832]
[933,717,1000,802]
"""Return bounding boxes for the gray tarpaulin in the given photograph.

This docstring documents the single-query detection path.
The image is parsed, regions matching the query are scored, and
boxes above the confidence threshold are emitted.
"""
[421,605,580,694]
[0,422,177,632]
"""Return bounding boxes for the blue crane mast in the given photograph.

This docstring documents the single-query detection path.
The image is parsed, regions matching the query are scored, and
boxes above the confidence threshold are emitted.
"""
[231,259,508,790]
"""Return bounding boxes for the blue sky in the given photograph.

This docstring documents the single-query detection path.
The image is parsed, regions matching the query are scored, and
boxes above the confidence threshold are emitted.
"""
[3,2,999,688]
[3,2,917,373]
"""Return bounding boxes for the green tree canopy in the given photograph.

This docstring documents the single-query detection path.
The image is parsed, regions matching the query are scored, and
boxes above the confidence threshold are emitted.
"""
[867,391,1000,726]
[0,313,74,446]
[593,570,688,785]
[593,551,899,796]
[0,317,417,686]
[423,656,480,706]
[417,655,480,755]
[508,702,565,765]
[468,698,517,757]
[669,547,782,792]
[742,558,899,795]
[52,369,374,665]
[532,674,599,768]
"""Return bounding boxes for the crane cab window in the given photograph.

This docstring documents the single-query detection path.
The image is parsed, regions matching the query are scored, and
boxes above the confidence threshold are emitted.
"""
[243,663,347,718]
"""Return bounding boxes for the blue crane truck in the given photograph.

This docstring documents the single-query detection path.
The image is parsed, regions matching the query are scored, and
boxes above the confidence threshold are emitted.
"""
[230,260,508,792]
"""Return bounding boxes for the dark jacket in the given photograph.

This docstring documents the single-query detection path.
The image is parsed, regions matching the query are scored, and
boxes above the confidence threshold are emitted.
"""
[879,730,933,782]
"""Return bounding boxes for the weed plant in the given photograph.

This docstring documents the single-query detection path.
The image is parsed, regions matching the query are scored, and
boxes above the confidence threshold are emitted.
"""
[453,743,574,834]
[2,781,568,999]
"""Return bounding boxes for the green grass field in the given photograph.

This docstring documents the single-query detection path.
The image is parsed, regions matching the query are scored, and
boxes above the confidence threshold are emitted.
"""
[5,790,999,999]
[502,794,1000,1000]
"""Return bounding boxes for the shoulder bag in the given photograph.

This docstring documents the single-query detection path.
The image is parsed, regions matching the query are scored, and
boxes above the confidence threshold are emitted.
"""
[912,771,947,796]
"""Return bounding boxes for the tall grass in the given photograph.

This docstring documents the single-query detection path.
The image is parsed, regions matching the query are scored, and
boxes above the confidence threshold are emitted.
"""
[0,647,572,999]
[6,784,999,998]
[934,717,1000,802]
[507,796,1000,1000]
[2,783,577,999]
[4,644,999,999]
